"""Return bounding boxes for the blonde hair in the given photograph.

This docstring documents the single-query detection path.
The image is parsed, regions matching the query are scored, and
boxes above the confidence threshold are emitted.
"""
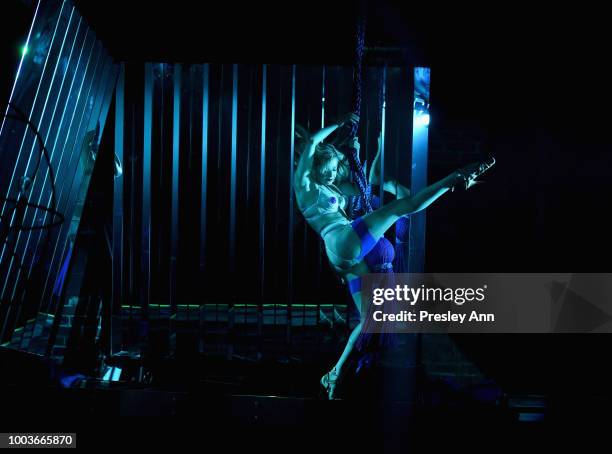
[295,125,349,182]
[313,143,348,182]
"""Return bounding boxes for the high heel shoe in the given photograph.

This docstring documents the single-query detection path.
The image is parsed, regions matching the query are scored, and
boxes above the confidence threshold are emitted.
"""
[320,368,340,400]
[452,156,496,191]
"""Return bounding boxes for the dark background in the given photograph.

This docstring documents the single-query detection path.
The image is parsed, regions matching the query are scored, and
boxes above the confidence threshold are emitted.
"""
[4,0,611,273]
[76,0,612,273]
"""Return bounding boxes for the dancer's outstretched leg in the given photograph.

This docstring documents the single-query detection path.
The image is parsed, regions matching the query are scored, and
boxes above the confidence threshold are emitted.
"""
[330,159,495,265]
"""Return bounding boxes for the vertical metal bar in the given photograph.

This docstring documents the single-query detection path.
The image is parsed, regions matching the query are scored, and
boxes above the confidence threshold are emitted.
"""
[244,68,254,326]
[129,107,135,312]
[155,62,166,321]
[112,64,125,355]
[287,65,295,336]
[408,67,431,273]
[229,64,238,276]
[171,64,181,311]
[273,69,282,327]
[379,66,387,205]
[187,67,193,322]
[200,64,209,276]
[316,65,325,325]
[258,65,267,340]
[215,66,222,324]
[142,63,153,314]
[199,64,209,341]
[321,66,326,128]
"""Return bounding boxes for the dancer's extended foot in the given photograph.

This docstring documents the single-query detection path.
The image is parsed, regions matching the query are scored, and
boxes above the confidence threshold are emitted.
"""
[320,368,340,400]
[451,156,496,190]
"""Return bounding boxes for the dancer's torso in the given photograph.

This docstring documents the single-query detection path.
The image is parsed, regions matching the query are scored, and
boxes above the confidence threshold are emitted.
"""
[298,183,351,238]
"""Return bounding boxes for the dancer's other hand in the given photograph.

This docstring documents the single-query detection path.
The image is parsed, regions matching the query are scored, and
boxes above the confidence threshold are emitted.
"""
[338,112,359,128]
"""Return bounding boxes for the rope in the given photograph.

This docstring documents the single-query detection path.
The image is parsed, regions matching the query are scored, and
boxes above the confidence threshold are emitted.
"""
[345,7,373,213]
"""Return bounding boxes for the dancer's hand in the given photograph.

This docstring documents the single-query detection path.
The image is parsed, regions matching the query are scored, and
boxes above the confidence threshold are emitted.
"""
[351,136,360,152]
[338,112,359,127]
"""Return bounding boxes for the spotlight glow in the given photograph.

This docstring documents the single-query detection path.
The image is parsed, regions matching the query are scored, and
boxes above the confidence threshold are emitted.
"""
[415,112,430,127]
[21,45,29,56]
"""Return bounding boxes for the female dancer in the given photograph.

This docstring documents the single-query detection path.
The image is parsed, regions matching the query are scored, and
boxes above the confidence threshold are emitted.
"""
[294,114,494,398]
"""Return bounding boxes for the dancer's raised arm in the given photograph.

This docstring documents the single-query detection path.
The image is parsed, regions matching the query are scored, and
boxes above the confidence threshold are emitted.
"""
[294,113,359,192]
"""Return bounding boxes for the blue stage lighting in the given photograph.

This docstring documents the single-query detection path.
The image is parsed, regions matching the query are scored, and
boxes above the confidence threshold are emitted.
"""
[415,113,430,127]
[413,97,430,127]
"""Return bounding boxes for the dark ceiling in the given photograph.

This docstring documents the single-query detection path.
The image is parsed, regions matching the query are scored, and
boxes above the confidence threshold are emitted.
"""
[5,1,612,139]
[67,1,612,130]
[71,0,599,68]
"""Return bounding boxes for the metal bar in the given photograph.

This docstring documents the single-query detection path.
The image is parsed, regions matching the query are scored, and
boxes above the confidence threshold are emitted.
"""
[379,66,387,205]
[199,64,209,339]
[273,68,282,326]
[229,64,237,277]
[142,63,153,313]
[112,63,125,355]
[215,65,222,324]
[258,65,267,338]
[171,64,181,311]
[321,66,326,128]
[128,102,135,313]
[244,68,254,326]
[315,65,326,325]
[287,65,295,334]
[152,62,166,320]
[200,64,209,276]
[408,67,431,273]
[187,66,193,322]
